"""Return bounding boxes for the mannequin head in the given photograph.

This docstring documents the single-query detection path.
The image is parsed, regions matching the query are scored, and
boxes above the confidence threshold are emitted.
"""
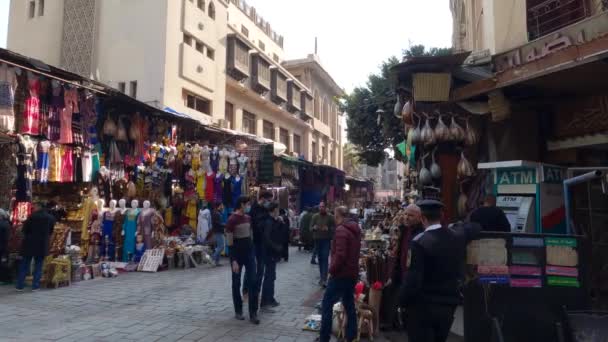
[118,199,127,209]
[97,199,105,209]
[213,146,218,152]
[143,200,151,209]
[131,200,139,209]
[109,200,117,209]
[90,187,99,199]
[136,234,144,244]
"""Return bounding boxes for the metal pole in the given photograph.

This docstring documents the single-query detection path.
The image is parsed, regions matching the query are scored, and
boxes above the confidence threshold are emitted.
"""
[563,170,603,235]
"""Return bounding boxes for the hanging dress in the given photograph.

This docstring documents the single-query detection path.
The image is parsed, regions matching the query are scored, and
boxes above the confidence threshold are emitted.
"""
[0,144,17,209]
[82,150,93,182]
[197,208,211,243]
[15,135,37,202]
[232,176,243,208]
[222,176,233,207]
[61,146,73,183]
[36,140,50,183]
[138,208,155,250]
[210,150,219,173]
[59,87,76,144]
[219,150,228,174]
[213,175,223,205]
[122,209,139,262]
[21,76,40,136]
[0,63,17,132]
[113,211,125,261]
[201,147,210,172]
[48,143,62,182]
[196,170,206,200]
[73,147,83,183]
[47,82,64,141]
[205,173,215,202]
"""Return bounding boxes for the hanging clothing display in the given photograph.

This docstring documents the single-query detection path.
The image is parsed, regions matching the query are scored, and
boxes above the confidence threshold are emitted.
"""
[59,87,77,144]
[21,75,40,136]
[0,144,17,209]
[36,140,50,183]
[100,210,115,260]
[0,63,17,132]
[222,176,233,207]
[60,146,73,183]
[213,175,223,204]
[138,208,155,249]
[232,176,243,207]
[205,172,215,202]
[196,170,206,200]
[197,208,211,243]
[15,135,36,202]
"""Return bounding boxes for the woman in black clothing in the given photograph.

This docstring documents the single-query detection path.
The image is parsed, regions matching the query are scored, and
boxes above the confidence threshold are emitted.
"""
[279,209,290,262]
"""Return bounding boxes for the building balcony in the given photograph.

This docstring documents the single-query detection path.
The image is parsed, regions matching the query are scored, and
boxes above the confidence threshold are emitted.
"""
[270,67,288,104]
[251,52,271,93]
[227,34,252,81]
[526,0,597,40]
[180,43,216,90]
[287,80,301,112]
[183,0,217,46]
[300,91,314,121]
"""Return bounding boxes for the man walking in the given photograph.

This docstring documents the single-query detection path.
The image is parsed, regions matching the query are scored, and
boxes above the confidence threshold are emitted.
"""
[311,202,335,287]
[260,203,283,310]
[400,199,480,342]
[318,206,361,342]
[225,196,259,324]
[243,191,273,298]
[211,203,225,266]
[16,202,56,291]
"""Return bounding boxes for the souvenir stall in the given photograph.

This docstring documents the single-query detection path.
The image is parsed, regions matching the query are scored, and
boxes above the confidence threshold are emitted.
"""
[344,176,374,209]
[300,163,346,209]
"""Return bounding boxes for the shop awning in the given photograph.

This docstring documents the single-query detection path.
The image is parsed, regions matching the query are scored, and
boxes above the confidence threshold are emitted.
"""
[163,107,192,119]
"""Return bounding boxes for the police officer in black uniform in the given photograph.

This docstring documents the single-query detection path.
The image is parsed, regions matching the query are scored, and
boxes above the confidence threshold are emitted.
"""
[400,199,480,342]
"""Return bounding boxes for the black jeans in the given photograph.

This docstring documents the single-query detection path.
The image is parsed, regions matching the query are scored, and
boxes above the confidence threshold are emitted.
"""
[231,249,258,317]
[260,252,277,305]
[407,303,456,342]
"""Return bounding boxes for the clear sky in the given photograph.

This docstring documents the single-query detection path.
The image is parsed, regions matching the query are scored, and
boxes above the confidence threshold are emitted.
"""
[0,0,452,92]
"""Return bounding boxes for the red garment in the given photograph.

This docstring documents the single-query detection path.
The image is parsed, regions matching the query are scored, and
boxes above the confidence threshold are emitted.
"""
[329,219,361,280]
[21,78,40,136]
[205,173,214,202]
[61,146,73,182]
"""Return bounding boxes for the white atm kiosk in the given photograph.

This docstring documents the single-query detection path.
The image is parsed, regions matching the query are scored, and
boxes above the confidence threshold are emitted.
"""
[496,196,536,233]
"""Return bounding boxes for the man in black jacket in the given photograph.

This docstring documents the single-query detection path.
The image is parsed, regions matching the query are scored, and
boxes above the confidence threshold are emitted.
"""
[243,191,273,297]
[400,199,480,342]
[279,209,290,262]
[0,209,11,283]
[260,203,283,310]
[16,202,56,291]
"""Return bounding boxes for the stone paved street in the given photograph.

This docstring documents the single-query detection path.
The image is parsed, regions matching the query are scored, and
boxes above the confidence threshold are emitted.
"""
[0,249,399,342]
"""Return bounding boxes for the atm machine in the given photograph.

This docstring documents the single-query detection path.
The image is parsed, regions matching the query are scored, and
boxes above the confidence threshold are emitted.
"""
[496,195,536,233]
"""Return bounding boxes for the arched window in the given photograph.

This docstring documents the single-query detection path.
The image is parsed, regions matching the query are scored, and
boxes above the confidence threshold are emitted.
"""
[197,0,205,10]
[322,97,329,124]
[208,1,215,19]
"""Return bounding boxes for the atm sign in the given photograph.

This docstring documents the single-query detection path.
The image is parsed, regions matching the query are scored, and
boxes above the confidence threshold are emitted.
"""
[497,168,537,185]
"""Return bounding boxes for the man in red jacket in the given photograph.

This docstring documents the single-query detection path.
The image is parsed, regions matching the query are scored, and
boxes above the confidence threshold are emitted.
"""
[318,206,361,342]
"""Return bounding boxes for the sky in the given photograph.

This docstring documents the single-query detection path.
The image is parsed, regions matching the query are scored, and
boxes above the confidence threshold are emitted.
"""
[0,0,452,92]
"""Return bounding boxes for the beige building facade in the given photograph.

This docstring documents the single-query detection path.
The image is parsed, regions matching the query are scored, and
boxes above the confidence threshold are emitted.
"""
[7,0,344,168]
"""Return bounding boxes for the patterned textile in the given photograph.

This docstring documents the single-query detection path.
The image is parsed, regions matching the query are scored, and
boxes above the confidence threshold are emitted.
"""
[0,63,17,132]
[36,140,51,183]
[21,77,40,136]
[0,144,17,209]
[15,135,37,201]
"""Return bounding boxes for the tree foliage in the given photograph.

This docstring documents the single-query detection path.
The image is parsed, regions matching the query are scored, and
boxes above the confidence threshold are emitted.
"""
[343,45,452,166]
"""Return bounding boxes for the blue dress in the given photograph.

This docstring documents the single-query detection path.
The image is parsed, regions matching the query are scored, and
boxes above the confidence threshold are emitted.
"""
[232,176,242,207]
[100,211,115,260]
[210,151,219,172]
[122,209,139,262]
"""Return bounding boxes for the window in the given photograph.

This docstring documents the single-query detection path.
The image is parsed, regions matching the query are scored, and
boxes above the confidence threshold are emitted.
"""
[197,0,205,10]
[225,102,234,129]
[322,98,329,124]
[279,128,289,151]
[312,141,317,162]
[208,1,215,19]
[273,53,279,63]
[129,81,137,98]
[258,41,265,51]
[206,47,215,60]
[118,82,126,93]
[28,1,35,19]
[313,92,320,119]
[293,134,301,155]
[322,145,327,163]
[195,41,204,53]
[330,150,335,166]
[241,25,249,37]
[263,120,275,140]
[183,33,193,46]
[38,0,44,16]
[185,92,212,115]
[243,111,256,134]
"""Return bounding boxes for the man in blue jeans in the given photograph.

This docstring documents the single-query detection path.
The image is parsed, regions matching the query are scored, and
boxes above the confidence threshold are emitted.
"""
[226,196,259,324]
[311,202,335,287]
[16,202,56,292]
[211,203,225,266]
[318,206,361,342]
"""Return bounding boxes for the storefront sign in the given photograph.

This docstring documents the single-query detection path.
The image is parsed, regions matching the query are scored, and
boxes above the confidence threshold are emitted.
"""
[547,276,580,288]
[510,278,542,288]
[545,237,577,247]
[510,266,542,276]
[497,168,537,185]
[546,266,579,277]
[494,11,608,72]
[541,166,565,184]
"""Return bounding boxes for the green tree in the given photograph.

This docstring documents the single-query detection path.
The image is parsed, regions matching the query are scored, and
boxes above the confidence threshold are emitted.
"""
[343,45,452,166]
